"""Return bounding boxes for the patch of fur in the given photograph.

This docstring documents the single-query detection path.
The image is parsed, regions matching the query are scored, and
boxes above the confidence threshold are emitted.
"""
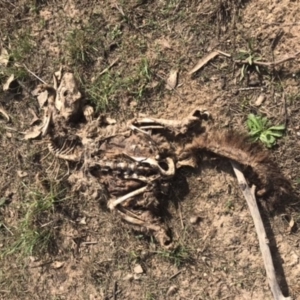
[184,130,293,207]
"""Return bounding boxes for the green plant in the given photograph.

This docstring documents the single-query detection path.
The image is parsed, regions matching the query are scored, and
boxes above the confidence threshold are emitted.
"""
[246,114,285,148]
[65,26,104,67]
[156,245,191,267]
[236,40,262,81]
[10,31,34,62]
[1,183,66,257]
[85,58,152,113]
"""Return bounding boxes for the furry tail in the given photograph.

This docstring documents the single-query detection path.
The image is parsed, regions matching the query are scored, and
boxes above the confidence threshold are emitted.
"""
[184,130,291,205]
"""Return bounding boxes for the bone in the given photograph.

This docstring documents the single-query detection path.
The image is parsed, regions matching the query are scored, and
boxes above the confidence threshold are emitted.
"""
[132,108,208,134]
[83,105,94,122]
[107,186,148,210]
[116,207,172,248]
[41,109,52,137]
[124,156,175,178]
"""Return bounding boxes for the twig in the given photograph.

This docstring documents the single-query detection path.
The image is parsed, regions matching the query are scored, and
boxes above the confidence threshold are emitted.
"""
[3,0,16,8]
[234,51,300,67]
[230,161,291,300]
[23,64,48,85]
[178,203,184,229]
[81,241,98,245]
[1,223,13,235]
[263,22,300,27]
[99,58,119,76]
[29,260,53,268]
[239,87,265,91]
[113,281,117,300]
[282,92,288,128]
[169,270,182,280]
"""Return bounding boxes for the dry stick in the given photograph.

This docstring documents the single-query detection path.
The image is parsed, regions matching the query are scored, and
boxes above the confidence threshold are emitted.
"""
[230,161,291,300]
[215,50,300,67]
[99,58,119,76]
[234,51,300,67]
[23,64,49,85]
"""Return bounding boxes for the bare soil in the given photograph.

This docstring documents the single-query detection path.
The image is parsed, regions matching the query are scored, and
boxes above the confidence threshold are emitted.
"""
[0,1,300,299]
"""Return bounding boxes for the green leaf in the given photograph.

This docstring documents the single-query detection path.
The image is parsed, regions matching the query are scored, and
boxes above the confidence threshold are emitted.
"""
[248,55,253,65]
[249,129,263,136]
[261,116,269,127]
[260,132,276,147]
[267,130,283,137]
[268,124,285,131]
[247,114,260,128]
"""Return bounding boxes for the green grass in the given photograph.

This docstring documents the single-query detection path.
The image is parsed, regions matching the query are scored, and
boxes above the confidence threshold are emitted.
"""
[1,182,67,258]
[85,57,153,113]
[65,27,102,67]
[155,244,191,267]
[0,30,34,82]
[10,31,34,63]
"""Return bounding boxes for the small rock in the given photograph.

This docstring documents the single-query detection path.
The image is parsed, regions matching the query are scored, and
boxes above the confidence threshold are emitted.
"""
[165,69,178,90]
[52,261,64,269]
[78,217,86,225]
[190,216,201,225]
[254,94,266,106]
[133,264,143,274]
[123,274,134,281]
[130,101,137,108]
[29,256,37,263]
[17,170,28,178]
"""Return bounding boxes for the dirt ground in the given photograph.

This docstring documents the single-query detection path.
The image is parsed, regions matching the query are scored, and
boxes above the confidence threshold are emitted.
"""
[0,0,300,299]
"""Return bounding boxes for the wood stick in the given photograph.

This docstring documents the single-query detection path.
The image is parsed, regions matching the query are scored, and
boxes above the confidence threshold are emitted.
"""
[215,50,300,67]
[99,58,119,76]
[230,160,291,300]
[234,51,300,67]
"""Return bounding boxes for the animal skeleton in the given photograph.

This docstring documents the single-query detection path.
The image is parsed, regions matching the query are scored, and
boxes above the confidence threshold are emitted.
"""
[28,72,291,247]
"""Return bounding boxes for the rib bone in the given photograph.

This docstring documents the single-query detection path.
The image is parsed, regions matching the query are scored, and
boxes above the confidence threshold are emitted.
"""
[107,185,148,210]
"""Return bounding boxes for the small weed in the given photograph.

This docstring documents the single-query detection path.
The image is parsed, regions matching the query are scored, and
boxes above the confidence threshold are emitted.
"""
[86,58,152,113]
[236,40,262,81]
[156,245,191,267]
[225,200,235,211]
[10,31,34,63]
[85,71,120,112]
[1,31,34,81]
[144,292,156,300]
[246,114,285,148]
[286,93,300,105]
[65,27,103,67]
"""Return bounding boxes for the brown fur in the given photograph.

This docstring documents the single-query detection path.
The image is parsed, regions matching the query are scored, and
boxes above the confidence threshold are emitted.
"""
[183,130,292,207]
